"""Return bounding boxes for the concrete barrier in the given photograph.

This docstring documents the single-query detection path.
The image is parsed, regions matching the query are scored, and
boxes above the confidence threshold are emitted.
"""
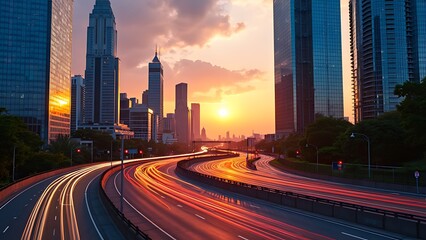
[282,195,296,207]
[296,198,313,212]
[333,205,357,222]
[312,201,334,217]
[356,210,384,229]
[419,221,426,239]
[384,215,419,238]
[268,192,282,204]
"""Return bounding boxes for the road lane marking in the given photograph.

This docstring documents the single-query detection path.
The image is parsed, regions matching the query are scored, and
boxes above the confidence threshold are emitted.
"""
[85,172,105,240]
[53,228,56,236]
[24,204,28,207]
[160,196,165,199]
[238,235,249,240]
[177,205,183,208]
[55,216,57,221]
[341,232,368,240]
[3,226,9,233]
[195,214,205,220]
[249,205,260,209]
[13,217,17,220]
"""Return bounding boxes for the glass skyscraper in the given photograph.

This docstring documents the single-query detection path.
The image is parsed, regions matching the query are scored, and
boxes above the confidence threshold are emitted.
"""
[71,75,85,134]
[0,0,73,144]
[350,0,426,122]
[148,51,164,141]
[84,0,120,125]
[274,0,343,136]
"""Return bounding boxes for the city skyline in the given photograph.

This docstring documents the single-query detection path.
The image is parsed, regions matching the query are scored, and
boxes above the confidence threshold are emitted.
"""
[73,1,354,138]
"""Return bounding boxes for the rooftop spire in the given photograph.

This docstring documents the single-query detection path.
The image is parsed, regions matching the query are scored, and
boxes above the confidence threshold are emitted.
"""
[152,45,160,63]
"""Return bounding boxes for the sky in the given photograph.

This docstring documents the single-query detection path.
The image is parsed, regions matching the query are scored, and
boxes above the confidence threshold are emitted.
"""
[72,0,352,140]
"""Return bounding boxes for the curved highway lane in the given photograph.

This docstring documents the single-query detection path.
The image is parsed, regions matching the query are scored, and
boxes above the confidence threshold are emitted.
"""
[188,155,426,217]
[104,156,405,240]
[0,163,125,240]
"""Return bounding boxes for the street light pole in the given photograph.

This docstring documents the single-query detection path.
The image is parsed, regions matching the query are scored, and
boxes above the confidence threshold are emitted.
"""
[306,143,319,172]
[12,145,16,182]
[351,132,371,179]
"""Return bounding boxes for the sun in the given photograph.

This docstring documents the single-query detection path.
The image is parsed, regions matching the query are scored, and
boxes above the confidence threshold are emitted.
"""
[218,107,229,118]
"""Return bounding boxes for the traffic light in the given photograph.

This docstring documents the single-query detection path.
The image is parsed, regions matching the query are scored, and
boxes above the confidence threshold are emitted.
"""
[337,161,343,171]
[296,150,300,155]
[76,148,81,153]
[138,149,143,155]
[124,149,129,155]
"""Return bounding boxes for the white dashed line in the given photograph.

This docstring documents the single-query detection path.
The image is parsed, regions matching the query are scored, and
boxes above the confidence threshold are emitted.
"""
[238,235,249,240]
[3,226,9,234]
[53,229,56,236]
[160,196,165,199]
[249,205,260,209]
[55,216,57,221]
[24,204,28,207]
[195,214,205,220]
[177,205,183,208]
[341,232,368,240]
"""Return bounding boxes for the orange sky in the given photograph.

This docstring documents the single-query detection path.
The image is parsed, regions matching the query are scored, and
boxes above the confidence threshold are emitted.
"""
[72,0,352,139]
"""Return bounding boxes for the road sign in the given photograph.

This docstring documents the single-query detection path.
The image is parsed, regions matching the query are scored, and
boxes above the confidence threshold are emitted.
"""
[128,148,138,154]
[415,171,420,179]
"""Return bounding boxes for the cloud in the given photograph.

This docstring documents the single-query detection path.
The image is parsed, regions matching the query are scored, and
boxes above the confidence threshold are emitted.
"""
[166,59,264,102]
[72,0,245,76]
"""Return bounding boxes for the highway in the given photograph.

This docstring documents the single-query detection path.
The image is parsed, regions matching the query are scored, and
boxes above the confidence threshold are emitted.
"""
[104,155,406,240]
[0,163,125,240]
[188,154,426,217]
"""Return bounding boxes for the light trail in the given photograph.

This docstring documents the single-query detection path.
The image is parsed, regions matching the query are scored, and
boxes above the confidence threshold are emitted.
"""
[188,155,426,217]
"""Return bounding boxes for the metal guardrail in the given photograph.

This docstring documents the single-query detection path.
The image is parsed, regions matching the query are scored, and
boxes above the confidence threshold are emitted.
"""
[99,170,151,240]
[176,158,426,238]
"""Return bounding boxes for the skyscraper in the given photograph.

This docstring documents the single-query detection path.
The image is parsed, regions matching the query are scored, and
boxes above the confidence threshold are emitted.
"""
[0,0,73,143]
[191,103,201,141]
[148,50,164,141]
[119,93,131,125]
[71,76,85,134]
[84,0,120,125]
[175,83,190,144]
[350,0,426,122]
[273,0,344,136]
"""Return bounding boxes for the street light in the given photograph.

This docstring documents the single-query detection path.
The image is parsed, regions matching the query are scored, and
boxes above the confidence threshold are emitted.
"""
[350,132,371,179]
[305,143,319,172]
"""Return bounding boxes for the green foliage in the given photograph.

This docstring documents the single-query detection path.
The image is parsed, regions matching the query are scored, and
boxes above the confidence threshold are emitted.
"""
[395,78,426,155]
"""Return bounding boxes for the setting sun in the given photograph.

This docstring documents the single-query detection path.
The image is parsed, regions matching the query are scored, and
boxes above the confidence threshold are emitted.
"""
[218,108,229,118]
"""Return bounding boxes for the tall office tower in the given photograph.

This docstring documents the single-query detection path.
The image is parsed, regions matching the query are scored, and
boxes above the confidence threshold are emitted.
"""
[350,0,426,122]
[191,103,201,141]
[71,76,85,134]
[119,93,131,125]
[148,50,164,141]
[142,90,149,105]
[273,0,344,136]
[174,83,190,144]
[0,0,73,144]
[84,0,120,125]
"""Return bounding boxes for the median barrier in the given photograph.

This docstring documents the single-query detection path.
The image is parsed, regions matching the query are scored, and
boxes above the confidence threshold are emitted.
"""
[175,156,426,238]
[312,201,334,217]
[356,209,384,229]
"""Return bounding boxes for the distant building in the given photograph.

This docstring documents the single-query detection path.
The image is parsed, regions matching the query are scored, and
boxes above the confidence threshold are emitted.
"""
[78,123,133,140]
[274,0,344,136]
[191,103,201,141]
[201,127,207,141]
[130,97,139,106]
[129,104,153,140]
[148,50,164,141]
[163,113,176,133]
[84,0,120,125]
[71,76,85,134]
[0,0,73,143]
[175,83,190,144]
[350,0,426,122]
[142,90,149,105]
[120,93,131,125]
[162,132,177,145]
[264,134,276,143]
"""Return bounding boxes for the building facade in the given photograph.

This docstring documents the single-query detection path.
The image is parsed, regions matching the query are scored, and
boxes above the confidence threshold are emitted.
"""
[119,93,131,125]
[174,83,190,144]
[71,75,85,134]
[129,104,153,140]
[191,103,201,141]
[84,0,120,125]
[273,0,343,136]
[148,51,164,142]
[350,0,426,122]
[0,0,73,143]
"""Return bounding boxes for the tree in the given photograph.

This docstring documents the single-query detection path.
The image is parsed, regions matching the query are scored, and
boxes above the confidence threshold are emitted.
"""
[395,78,426,157]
